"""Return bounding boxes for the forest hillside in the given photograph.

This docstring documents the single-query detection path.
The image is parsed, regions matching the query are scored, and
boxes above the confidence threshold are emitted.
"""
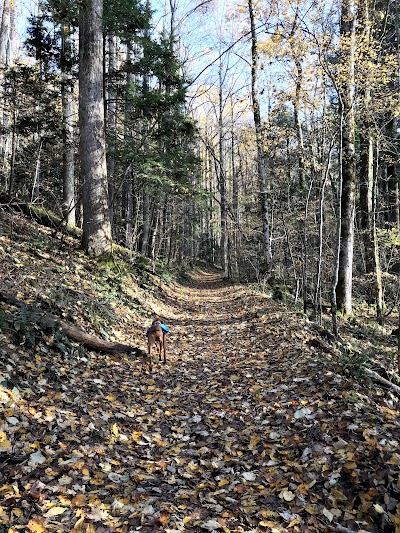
[0,209,400,533]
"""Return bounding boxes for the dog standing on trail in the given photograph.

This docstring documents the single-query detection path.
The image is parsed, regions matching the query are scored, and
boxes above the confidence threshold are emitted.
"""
[146,317,169,369]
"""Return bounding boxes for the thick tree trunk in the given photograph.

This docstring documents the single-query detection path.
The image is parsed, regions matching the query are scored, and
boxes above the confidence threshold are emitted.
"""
[79,0,112,256]
[336,0,356,315]
[107,34,117,230]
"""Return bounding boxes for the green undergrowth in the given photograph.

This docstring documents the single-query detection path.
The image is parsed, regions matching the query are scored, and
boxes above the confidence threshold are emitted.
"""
[0,206,184,357]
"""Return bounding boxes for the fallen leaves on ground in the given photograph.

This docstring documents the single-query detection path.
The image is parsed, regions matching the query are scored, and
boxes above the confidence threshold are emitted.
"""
[0,212,399,532]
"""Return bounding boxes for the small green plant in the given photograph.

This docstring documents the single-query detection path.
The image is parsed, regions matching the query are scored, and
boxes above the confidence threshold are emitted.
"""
[271,285,291,301]
[161,271,173,283]
[31,236,51,249]
[98,255,125,274]
[339,345,369,379]
[0,525,14,533]
[13,309,42,347]
[0,308,9,332]
[53,329,73,354]
[12,310,73,355]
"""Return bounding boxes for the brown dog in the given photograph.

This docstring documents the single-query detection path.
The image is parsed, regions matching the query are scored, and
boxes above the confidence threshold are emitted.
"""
[147,320,167,369]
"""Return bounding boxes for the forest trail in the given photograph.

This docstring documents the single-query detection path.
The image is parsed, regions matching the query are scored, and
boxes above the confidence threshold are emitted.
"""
[107,269,398,532]
[1,259,399,532]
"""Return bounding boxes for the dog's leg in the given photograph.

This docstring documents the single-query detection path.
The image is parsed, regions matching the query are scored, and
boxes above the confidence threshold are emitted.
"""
[162,334,167,364]
[158,339,162,362]
[147,341,152,372]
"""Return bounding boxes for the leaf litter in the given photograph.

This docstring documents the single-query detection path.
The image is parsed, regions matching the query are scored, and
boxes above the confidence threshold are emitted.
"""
[0,211,399,532]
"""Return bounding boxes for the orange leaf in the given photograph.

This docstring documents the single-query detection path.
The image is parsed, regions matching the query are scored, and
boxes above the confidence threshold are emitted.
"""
[159,510,170,526]
[72,494,87,507]
[27,516,46,533]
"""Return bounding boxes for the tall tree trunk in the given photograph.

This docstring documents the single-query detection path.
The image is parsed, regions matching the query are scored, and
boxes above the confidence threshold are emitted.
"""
[140,192,150,256]
[359,130,374,273]
[0,0,11,62]
[79,0,112,256]
[123,42,136,249]
[293,56,305,190]
[248,0,272,271]
[371,156,384,323]
[5,0,13,65]
[336,0,356,315]
[357,0,384,321]
[358,0,375,274]
[107,34,117,230]
[315,139,334,323]
[218,60,228,276]
[61,24,76,226]
[386,120,399,230]
[7,105,16,195]
[32,140,42,202]
[0,0,15,186]
[288,7,306,192]
[230,97,239,279]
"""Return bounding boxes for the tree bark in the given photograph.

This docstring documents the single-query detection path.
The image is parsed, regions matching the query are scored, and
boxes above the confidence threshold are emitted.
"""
[61,23,76,227]
[230,96,239,279]
[359,130,374,273]
[247,0,272,271]
[0,0,14,178]
[79,0,112,256]
[106,34,117,230]
[336,0,356,315]
[357,0,383,321]
[292,51,306,190]
[123,42,136,249]
[386,120,399,231]
[218,60,228,276]
[0,0,11,64]
[358,0,374,274]
[140,192,151,256]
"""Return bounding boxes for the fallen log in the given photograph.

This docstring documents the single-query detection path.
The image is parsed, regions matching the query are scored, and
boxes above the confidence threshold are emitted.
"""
[363,367,400,396]
[0,291,146,357]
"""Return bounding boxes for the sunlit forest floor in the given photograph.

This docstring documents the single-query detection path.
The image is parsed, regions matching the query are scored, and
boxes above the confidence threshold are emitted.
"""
[0,210,399,532]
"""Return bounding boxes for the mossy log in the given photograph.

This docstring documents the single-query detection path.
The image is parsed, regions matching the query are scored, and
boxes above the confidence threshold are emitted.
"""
[0,291,146,357]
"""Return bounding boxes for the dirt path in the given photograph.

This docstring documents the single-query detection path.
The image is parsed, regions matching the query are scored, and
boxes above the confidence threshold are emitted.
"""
[2,269,399,533]
[111,270,399,532]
